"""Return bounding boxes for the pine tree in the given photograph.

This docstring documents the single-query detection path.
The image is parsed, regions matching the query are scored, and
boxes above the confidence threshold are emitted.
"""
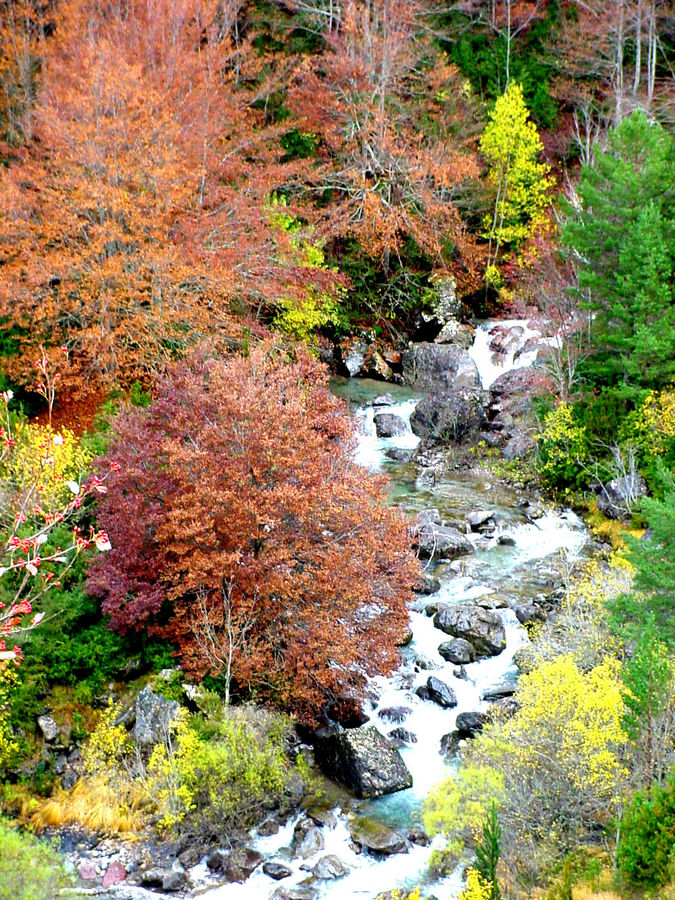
[561,111,675,395]
[475,801,502,900]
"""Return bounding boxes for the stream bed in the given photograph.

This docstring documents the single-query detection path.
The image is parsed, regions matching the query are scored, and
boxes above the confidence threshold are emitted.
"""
[201,323,592,900]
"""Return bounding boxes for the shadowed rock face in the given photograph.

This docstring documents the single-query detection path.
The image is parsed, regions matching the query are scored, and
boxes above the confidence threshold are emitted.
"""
[313,726,413,798]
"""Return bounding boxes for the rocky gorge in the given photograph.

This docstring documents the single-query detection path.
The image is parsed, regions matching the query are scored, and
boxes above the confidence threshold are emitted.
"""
[52,315,600,900]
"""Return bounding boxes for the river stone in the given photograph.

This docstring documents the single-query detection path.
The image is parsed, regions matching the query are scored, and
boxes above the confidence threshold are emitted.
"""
[466,510,495,530]
[258,818,280,837]
[263,861,293,880]
[363,347,394,382]
[373,413,407,437]
[413,574,441,595]
[402,343,480,392]
[426,676,457,708]
[378,706,412,724]
[515,602,546,625]
[414,523,471,560]
[225,848,264,882]
[313,726,412,798]
[312,855,349,879]
[415,654,438,670]
[410,391,486,443]
[440,732,464,758]
[349,818,407,856]
[271,889,317,900]
[37,714,60,742]
[134,685,180,746]
[455,711,490,737]
[414,684,430,701]
[389,727,417,744]
[482,682,516,701]
[438,638,475,664]
[162,868,187,892]
[498,533,516,546]
[433,605,506,657]
[371,393,396,406]
[102,861,127,888]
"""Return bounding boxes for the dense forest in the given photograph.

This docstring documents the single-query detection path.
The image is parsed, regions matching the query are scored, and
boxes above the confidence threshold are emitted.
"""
[0,1,674,899]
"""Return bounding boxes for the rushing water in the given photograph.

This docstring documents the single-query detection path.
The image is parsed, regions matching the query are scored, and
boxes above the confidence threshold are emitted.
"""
[201,322,590,900]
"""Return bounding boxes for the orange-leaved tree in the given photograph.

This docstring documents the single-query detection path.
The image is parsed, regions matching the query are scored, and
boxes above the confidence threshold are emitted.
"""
[89,344,419,722]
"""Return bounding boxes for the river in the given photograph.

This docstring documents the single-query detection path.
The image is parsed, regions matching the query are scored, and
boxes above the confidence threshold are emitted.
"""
[200,322,591,900]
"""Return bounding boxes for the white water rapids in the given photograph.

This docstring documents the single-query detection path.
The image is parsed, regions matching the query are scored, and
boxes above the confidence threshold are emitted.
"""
[199,321,590,900]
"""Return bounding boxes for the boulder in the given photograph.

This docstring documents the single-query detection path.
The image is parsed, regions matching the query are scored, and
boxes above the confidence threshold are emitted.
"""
[313,726,412,798]
[312,855,349,879]
[455,711,490,737]
[373,413,407,437]
[37,715,60,743]
[363,347,393,382]
[482,683,516,701]
[263,861,293,880]
[102,861,127,888]
[413,574,441,595]
[378,706,412,724]
[596,474,648,520]
[410,391,485,443]
[389,727,417,745]
[435,321,474,349]
[297,827,324,859]
[433,605,506,657]
[271,888,317,900]
[371,393,396,407]
[438,638,475,664]
[514,602,546,625]
[440,732,463,758]
[134,686,180,746]
[225,848,264,882]
[425,676,457,708]
[338,337,368,377]
[466,510,495,530]
[349,818,407,856]
[402,343,480,393]
[139,867,187,891]
[162,869,188,892]
[413,523,472,561]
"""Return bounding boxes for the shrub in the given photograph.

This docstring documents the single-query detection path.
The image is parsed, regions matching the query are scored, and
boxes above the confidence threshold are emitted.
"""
[617,775,675,886]
[537,403,588,490]
[0,820,79,900]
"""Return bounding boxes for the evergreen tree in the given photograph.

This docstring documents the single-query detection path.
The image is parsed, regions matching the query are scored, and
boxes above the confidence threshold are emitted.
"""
[561,111,675,395]
[475,801,502,900]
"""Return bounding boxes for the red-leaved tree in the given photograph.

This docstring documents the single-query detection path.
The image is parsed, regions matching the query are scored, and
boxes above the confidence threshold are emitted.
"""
[89,344,419,722]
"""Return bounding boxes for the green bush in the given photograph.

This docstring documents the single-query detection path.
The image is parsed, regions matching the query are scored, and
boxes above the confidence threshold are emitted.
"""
[617,774,675,886]
[0,820,79,900]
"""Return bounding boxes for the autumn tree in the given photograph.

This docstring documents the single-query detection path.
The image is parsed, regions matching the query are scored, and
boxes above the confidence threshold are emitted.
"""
[288,0,482,293]
[480,82,553,280]
[89,344,418,722]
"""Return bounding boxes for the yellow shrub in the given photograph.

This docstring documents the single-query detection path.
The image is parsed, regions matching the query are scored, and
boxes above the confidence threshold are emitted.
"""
[82,701,133,775]
[143,711,198,831]
[461,869,493,900]
[624,389,675,464]
[0,665,17,767]
[0,422,92,512]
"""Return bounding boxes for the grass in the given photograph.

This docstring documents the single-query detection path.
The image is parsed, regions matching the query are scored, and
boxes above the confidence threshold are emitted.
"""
[32,776,145,834]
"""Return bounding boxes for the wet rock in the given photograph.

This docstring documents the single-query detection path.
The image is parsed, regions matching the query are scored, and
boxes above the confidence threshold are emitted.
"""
[402,343,480,393]
[264,860,293,880]
[425,601,440,616]
[225,847,264,881]
[313,726,412,798]
[414,523,472,561]
[438,638,475,664]
[338,338,368,377]
[466,510,495,530]
[475,594,509,610]
[410,391,485,444]
[407,826,431,847]
[349,818,407,856]
[434,605,506,657]
[453,666,468,679]
[514,602,546,625]
[426,676,457,708]
[37,715,60,742]
[596,474,648,520]
[297,827,324,859]
[327,697,369,729]
[440,732,463,758]
[371,393,396,407]
[378,706,412,724]
[482,683,516,701]
[373,413,407,437]
[102,861,127,888]
[258,818,281,837]
[134,685,180,746]
[455,711,490,737]
[271,887,318,900]
[498,533,516,546]
[206,848,228,872]
[363,347,393,382]
[312,855,349,879]
[415,654,438,671]
[162,868,188,892]
[389,727,417,745]
[414,684,430,701]
[307,806,338,829]
[413,574,441,595]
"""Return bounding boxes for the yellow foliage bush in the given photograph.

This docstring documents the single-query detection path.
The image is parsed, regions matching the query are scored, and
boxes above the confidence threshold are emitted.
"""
[537,403,588,490]
[623,389,675,465]
[461,869,493,900]
[82,700,133,775]
[0,665,17,767]
[143,710,198,831]
[0,422,92,513]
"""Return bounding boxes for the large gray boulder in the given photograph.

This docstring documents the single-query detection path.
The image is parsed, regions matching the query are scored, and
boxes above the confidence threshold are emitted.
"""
[402,343,480,393]
[410,390,486,443]
[313,726,412,798]
[413,522,472,560]
[433,605,506,657]
[373,413,407,437]
[425,676,458,708]
[134,686,180,746]
[438,638,475,664]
